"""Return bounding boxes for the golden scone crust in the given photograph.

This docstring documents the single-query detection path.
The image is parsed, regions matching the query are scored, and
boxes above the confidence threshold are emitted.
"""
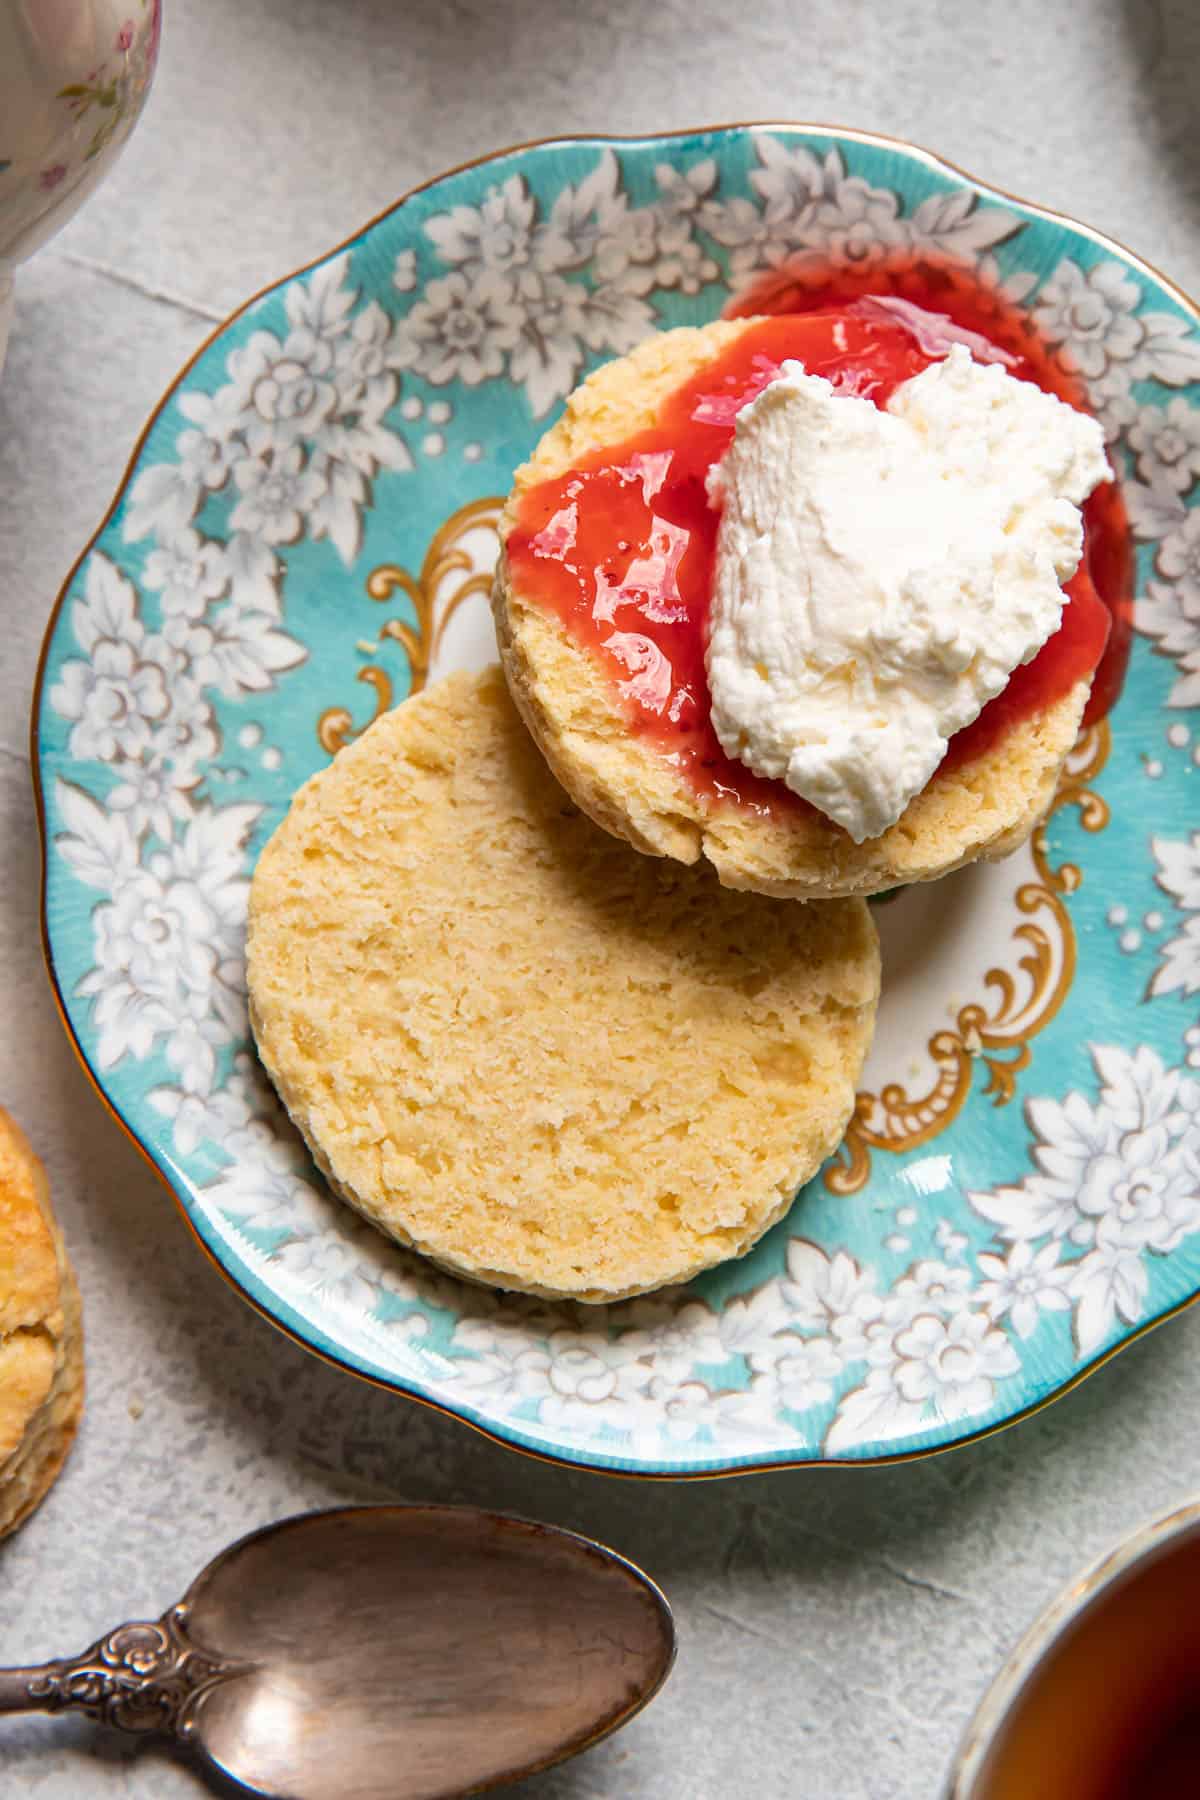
[0,1108,84,1538]
[247,668,880,1302]
[492,319,1090,899]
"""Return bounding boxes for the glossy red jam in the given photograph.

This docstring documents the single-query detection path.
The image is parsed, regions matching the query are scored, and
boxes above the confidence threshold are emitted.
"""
[506,269,1132,818]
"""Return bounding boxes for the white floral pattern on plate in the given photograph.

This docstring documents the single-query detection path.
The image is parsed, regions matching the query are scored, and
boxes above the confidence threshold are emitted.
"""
[970,1046,1200,1356]
[35,127,1200,1472]
[1148,832,1200,1003]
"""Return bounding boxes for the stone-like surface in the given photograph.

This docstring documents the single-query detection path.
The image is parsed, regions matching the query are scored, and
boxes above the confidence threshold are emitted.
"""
[3,1,1200,1794]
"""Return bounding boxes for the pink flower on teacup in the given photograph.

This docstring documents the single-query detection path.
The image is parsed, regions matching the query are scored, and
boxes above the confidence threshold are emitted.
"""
[116,19,135,51]
[39,164,68,191]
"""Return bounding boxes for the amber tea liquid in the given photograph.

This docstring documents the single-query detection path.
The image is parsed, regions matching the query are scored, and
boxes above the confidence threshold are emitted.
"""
[972,1533,1200,1799]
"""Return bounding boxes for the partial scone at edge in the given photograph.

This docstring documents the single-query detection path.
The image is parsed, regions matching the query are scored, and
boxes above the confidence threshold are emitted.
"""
[0,1108,84,1539]
[247,668,880,1302]
[492,320,1091,900]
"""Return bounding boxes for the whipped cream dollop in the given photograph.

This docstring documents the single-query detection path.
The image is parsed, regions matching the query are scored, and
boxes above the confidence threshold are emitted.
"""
[704,344,1110,842]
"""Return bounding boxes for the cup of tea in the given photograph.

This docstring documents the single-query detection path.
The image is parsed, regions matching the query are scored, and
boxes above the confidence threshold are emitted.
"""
[0,0,161,370]
[947,1497,1200,1798]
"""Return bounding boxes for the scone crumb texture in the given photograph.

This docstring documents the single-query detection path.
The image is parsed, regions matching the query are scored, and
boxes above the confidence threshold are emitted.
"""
[247,668,880,1301]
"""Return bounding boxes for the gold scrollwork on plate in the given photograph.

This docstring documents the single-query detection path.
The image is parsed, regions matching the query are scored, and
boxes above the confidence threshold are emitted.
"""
[317,495,505,754]
[824,721,1112,1195]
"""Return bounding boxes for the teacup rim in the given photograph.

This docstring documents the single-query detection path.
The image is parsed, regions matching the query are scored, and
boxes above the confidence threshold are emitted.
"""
[945,1494,1200,1796]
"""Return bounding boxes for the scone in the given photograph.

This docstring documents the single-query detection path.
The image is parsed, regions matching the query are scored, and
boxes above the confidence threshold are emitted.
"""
[247,667,880,1302]
[492,318,1104,900]
[0,1108,84,1537]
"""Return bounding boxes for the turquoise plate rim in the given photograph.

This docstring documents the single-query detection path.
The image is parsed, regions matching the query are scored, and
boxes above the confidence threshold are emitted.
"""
[31,121,1200,1479]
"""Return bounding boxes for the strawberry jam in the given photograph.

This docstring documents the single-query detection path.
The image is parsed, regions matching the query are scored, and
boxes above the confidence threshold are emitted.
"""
[506,267,1132,817]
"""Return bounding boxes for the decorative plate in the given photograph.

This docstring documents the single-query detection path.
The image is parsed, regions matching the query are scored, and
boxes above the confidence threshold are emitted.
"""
[34,126,1200,1476]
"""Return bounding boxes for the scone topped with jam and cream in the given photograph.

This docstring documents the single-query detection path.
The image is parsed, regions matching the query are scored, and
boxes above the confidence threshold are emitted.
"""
[492,295,1129,899]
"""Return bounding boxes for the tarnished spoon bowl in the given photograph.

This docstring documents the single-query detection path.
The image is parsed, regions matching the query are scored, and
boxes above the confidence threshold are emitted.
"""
[0,1505,676,1799]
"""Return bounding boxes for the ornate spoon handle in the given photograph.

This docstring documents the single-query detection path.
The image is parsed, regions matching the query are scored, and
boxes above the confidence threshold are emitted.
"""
[0,1604,243,1737]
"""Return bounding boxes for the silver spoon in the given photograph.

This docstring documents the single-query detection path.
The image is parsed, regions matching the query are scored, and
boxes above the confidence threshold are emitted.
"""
[0,1504,675,1799]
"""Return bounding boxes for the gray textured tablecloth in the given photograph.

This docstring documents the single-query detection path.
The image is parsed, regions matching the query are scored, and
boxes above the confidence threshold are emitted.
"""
[2,2,1199,1794]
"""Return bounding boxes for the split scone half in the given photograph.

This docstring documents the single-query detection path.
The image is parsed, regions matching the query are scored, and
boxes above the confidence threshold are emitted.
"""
[247,668,880,1302]
[492,320,1096,901]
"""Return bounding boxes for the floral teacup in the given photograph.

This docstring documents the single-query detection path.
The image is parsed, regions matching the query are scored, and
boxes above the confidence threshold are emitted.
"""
[0,0,160,368]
